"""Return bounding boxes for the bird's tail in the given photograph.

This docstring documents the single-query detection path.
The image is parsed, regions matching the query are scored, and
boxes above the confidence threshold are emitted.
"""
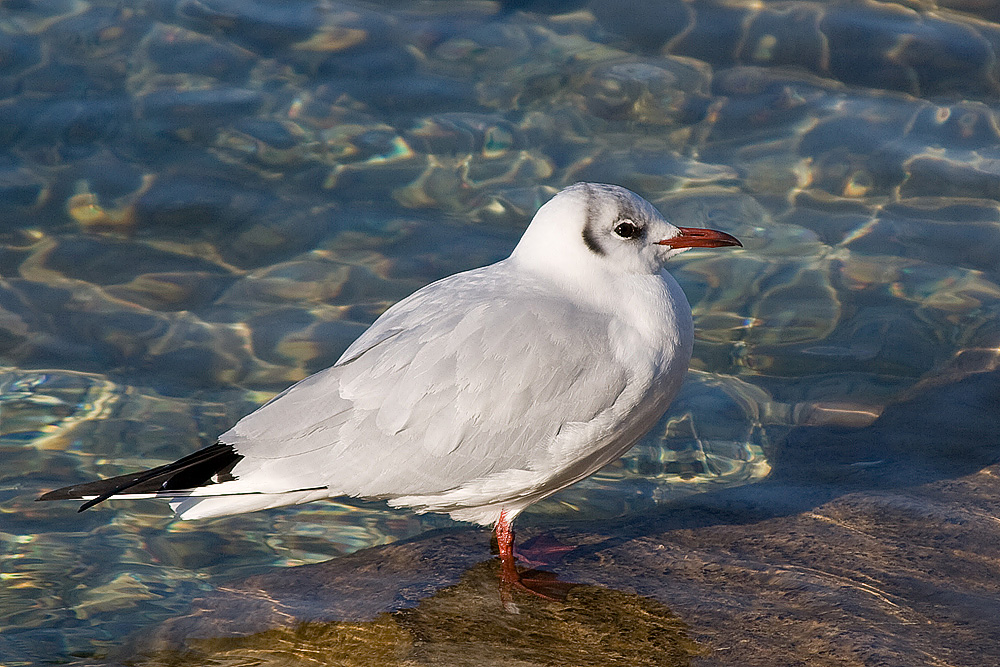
[36,442,245,511]
[38,442,334,520]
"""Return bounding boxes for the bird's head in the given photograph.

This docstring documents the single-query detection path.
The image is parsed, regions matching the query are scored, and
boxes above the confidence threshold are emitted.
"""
[511,183,742,278]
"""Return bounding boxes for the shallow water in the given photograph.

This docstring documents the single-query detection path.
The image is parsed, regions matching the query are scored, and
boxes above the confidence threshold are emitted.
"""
[2,0,1000,664]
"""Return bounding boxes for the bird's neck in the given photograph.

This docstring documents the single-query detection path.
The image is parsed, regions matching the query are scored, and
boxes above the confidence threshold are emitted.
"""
[510,251,664,309]
[506,255,692,368]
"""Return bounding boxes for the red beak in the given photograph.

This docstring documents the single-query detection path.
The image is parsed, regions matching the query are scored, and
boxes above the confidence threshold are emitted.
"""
[657,227,743,249]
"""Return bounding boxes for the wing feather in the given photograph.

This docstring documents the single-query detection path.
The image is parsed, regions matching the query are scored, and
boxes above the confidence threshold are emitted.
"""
[219,263,631,502]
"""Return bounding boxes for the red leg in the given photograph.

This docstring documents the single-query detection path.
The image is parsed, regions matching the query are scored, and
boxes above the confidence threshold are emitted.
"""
[493,509,575,604]
[495,509,521,587]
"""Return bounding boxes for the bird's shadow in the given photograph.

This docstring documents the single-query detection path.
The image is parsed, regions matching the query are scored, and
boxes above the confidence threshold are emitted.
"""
[560,366,1000,562]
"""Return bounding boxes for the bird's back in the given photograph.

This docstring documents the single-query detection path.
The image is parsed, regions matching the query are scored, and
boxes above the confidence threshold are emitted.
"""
[215,259,687,521]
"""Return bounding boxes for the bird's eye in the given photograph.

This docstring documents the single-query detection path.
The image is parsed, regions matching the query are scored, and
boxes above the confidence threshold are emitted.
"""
[614,221,638,239]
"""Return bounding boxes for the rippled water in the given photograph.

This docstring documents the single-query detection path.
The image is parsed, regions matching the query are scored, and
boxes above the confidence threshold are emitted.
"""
[2,0,1000,664]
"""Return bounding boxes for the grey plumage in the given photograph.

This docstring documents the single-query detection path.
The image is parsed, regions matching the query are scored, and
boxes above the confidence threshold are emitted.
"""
[38,183,741,528]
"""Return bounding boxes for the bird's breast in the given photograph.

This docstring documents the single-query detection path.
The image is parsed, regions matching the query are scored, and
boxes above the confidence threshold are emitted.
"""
[606,272,693,377]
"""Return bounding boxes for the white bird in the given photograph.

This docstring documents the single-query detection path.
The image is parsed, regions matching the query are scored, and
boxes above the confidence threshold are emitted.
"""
[39,183,741,594]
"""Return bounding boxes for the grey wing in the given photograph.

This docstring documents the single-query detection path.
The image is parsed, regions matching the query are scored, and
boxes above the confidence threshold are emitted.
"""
[219,266,629,499]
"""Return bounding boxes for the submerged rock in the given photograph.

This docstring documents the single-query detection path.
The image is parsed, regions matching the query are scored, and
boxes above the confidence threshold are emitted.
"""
[131,557,700,667]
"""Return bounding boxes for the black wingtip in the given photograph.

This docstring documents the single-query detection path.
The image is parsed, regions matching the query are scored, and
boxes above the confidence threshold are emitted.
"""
[38,443,243,511]
[78,496,102,512]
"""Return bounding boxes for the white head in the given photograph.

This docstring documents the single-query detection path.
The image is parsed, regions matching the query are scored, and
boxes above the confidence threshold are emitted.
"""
[510,183,741,278]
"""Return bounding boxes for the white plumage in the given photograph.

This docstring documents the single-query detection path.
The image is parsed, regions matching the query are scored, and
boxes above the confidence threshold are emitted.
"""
[42,183,741,533]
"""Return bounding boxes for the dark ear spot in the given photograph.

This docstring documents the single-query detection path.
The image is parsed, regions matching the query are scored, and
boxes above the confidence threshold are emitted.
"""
[581,184,605,255]
[582,223,604,255]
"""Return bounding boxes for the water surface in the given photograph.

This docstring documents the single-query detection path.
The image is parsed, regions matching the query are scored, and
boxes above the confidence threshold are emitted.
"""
[2,0,1000,664]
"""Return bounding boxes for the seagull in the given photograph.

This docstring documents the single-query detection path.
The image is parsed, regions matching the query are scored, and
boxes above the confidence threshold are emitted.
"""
[39,183,741,596]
